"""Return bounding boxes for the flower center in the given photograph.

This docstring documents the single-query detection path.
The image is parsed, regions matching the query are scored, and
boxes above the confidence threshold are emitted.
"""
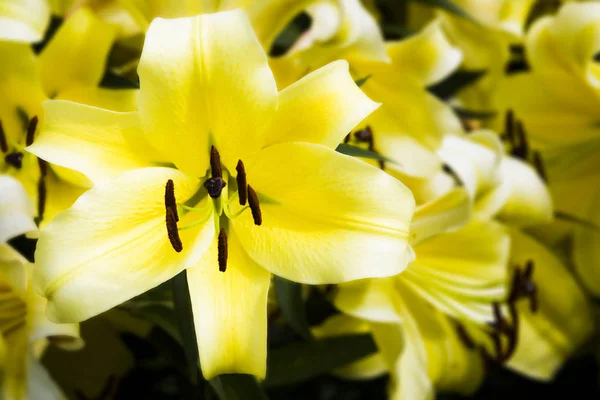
[0,281,27,338]
[163,146,263,271]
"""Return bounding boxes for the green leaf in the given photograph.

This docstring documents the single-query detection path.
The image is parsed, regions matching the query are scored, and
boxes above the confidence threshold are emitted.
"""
[410,0,476,22]
[209,374,268,400]
[428,69,486,100]
[274,276,313,341]
[555,211,600,232]
[126,304,181,344]
[355,74,372,87]
[171,270,201,384]
[336,143,398,165]
[264,334,378,387]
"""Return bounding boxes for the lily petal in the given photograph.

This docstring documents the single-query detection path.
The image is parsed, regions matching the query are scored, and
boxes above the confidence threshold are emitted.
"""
[0,175,36,243]
[187,230,270,379]
[233,142,414,284]
[403,219,510,323]
[33,167,214,323]
[385,19,462,86]
[0,0,50,43]
[138,10,277,176]
[478,156,553,226]
[264,60,379,149]
[411,187,471,245]
[57,86,139,112]
[507,229,594,381]
[27,100,160,185]
[335,278,402,324]
[39,8,117,97]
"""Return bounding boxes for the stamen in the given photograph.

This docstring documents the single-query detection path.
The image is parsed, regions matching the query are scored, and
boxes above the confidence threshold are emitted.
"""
[164,179,179,222]
[454,321,476,350]
[504,110,514,143]
[0,120,7,153]
[210,145,222,179]
[236,160,247,206]
[26,116,38,147]
[204,177,227,199]
[247,185,262,226]
[166,207,183,252]
[38,159,48,177]
[532,151,548,183]
[354,126,374,151]
[511,121,529,159]
[37,178,46,224]
[218,229,228,272]
[4,152,23,169]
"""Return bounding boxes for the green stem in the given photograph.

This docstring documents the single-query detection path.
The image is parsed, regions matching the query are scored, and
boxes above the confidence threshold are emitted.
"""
[171,270,201,385]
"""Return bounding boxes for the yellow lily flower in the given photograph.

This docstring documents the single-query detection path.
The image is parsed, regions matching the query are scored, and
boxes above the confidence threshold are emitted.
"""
[405,0,534,112]
[343,19,464,182]
[0,0,51,43]
[28,10,415,379]
[1,7,138,226]
[0,175,36,243]
[0,244,83,399]
[331,182,510,398]
[506,229,593,381]
[437,129,553,226]
[497,2,600,294]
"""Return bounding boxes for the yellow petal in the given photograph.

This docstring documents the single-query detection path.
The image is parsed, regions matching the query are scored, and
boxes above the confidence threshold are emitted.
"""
[372,304,433,400]
[33,167,215,323]
[385,19,462,86]
[57,86,139,112]
[312,314,387,380]
[264,60,379,149]
[411,187,471,244]
[0,42,46,144]
[187,230,270,379]
[0,175,36,242]
[478,156,553,226]
[29,291,83,351]
[0,0,50,43]
[233,142,415,284]
[39,8,117,96]
[403,219,510,323]
[573,185,600,296]
[27,100,160,185]
[437,131,503,200]
[138,10,278,176]
[335,278,402,324]
[507,229,594,381]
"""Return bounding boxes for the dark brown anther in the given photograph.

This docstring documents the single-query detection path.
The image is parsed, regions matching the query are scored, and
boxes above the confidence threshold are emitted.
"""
[218,229,228,272]
[38,159,48,178]
[354,126,374,151]
[236,160,247,206]
[204,177,226,198]
[247,185,262,226]
[25,116,38,147]
[504,110,514,143]
[511,121,529,160]
[454,321,476,350]
[37,178,47,224]
[532,151,548,183]
[166,207,183,252]
[210,145,222,179]
[0,120,7,153]
[508,267,522,303]
[164,179,179,222]
[5,152,23,169]
[523,260,538,313]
